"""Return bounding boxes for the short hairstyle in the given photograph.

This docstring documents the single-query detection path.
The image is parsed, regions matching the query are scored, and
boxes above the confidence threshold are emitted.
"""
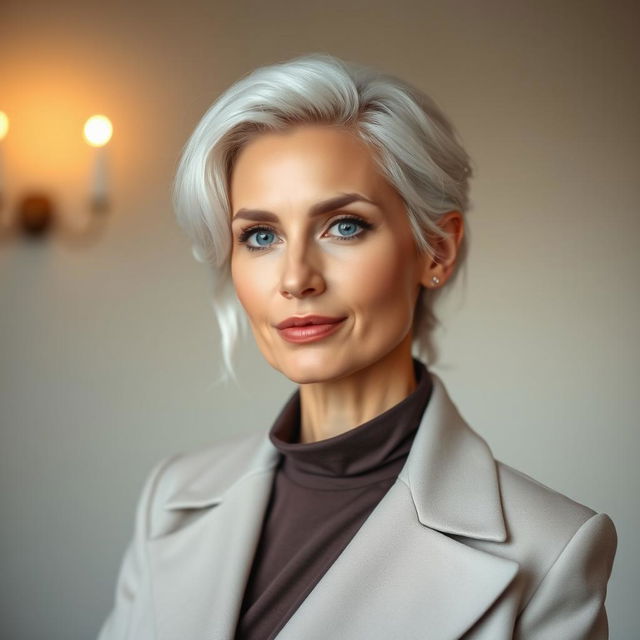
[173,53,473,382]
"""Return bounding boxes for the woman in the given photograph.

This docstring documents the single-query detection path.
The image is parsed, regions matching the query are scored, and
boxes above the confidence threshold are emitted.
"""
[98,54,617,639]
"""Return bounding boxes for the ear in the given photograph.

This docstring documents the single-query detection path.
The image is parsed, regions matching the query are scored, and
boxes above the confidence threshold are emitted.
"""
[420,211,465,289]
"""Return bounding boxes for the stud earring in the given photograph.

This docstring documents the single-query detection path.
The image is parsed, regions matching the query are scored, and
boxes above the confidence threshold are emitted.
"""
[431,275,440,286]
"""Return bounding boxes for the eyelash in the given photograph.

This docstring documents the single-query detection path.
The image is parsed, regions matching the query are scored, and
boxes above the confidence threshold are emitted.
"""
[236,215,375,252]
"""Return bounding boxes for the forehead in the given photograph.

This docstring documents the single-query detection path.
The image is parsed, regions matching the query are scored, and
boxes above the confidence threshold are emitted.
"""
[229,124,391,207]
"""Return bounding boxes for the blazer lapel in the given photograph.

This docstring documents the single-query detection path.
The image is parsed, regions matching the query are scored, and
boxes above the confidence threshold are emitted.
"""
[148,434,280,640]
[275,480,517,640]
[276,373,519,639]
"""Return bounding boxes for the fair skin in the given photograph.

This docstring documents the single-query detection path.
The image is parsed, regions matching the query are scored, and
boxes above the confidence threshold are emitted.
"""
[230,124,463,444]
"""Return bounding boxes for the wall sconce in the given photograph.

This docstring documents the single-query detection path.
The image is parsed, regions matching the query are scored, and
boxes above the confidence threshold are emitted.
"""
[0,110,113,244]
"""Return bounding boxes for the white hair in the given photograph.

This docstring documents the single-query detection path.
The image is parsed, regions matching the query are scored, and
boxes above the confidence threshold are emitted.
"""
[173,53,472,383]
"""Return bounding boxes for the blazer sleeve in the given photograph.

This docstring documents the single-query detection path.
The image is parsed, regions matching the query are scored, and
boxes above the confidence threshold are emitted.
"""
[514,512,617,640]
[96,456,176,640]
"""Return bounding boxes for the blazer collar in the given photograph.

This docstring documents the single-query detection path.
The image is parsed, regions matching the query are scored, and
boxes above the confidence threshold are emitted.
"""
[164,372,507,543]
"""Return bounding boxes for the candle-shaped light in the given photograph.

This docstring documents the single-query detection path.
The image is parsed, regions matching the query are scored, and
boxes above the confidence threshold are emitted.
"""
[0,111,8,212]
[84,115,113,212]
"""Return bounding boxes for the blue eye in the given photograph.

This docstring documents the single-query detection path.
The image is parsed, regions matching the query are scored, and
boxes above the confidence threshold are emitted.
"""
[238,227,278,250]
[250,230,276,247]
[327,216,373,240]
[333,220,359,237]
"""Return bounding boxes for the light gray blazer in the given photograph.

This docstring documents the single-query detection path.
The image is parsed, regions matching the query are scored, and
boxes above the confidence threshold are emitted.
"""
[98,373,617,640]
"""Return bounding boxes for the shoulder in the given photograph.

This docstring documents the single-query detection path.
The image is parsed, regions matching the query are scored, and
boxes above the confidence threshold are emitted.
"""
[490,462,617,634]
[499,457,617,558]
[496,459,597,545]
[462,458,617,608]
[135,430,273,537]
[162,430,268,488]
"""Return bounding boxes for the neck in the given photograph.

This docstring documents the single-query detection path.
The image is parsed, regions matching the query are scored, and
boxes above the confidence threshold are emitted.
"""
[298,336,417,444]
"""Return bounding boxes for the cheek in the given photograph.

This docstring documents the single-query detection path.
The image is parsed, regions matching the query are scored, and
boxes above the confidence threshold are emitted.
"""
[231,258,281,352]
[230,260,264,319]
[346,243,416,314]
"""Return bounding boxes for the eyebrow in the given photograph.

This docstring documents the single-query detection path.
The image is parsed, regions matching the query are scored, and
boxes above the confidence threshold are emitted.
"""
[231,193,378,222]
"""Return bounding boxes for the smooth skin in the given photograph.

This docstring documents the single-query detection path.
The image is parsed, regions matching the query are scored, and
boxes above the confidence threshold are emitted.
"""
[230,124,464,444]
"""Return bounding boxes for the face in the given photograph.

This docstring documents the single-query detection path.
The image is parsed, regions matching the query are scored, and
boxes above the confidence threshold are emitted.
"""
[229,124,429,385]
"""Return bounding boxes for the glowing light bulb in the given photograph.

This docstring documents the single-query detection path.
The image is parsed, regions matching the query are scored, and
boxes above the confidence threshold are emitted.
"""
[84,115,113,147]
[0,111,8,140]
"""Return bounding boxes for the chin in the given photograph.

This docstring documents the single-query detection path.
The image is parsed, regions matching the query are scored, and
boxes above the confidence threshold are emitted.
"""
[270,349,354,385]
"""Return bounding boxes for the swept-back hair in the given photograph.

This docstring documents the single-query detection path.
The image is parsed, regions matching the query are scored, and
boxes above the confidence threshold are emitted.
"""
[173,53,472,382]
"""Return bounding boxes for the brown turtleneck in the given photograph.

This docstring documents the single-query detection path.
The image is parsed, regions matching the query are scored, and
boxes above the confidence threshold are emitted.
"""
[234,358,433,640]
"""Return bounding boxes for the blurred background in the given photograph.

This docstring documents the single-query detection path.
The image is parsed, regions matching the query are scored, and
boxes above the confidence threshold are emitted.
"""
[0,0,638,638]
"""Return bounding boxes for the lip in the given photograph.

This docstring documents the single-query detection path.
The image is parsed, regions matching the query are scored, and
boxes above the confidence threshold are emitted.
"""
[275,315,347,344]
[276,315,346,330]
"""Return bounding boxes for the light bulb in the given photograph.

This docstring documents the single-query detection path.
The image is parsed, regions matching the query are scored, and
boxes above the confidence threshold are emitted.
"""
[0,111,9,141]
[84,115,113,147]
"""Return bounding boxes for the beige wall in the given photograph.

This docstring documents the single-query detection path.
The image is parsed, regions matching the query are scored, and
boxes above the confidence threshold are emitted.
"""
[0,0,638,637]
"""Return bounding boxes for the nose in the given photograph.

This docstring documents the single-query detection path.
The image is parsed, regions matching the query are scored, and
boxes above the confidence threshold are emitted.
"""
[279,242,326,299]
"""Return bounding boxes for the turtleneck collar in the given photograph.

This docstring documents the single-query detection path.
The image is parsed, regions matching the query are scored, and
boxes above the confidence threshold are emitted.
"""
[268,358,433,490]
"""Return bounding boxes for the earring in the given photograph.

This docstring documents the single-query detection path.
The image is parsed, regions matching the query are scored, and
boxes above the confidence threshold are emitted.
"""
[431,275,440,286]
